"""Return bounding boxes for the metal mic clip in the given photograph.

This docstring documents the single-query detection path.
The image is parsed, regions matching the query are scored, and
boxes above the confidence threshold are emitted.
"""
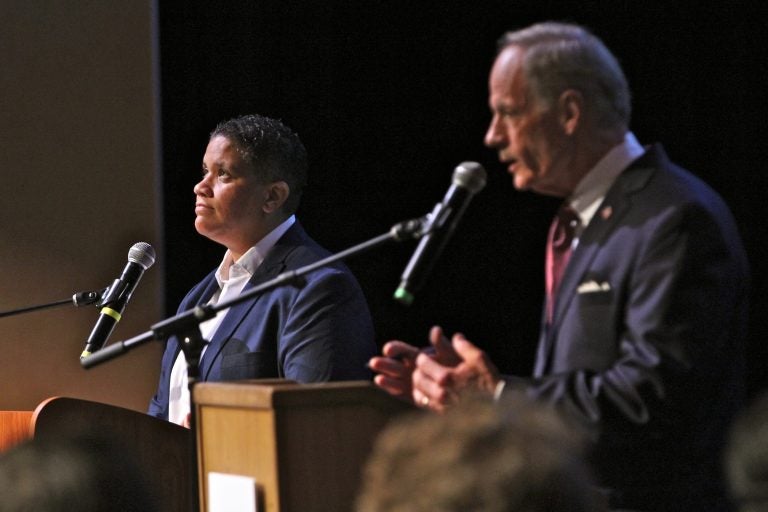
[72,288,108,307]
[390,215,431,241]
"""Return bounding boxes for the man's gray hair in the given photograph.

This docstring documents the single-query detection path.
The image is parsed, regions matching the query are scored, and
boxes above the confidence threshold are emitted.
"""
[499,22,631,131]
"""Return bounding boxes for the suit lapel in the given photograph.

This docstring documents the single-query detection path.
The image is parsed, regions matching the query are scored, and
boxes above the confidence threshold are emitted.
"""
[551,194,631,328]
[165,274,220,364]
[198,223,305,379]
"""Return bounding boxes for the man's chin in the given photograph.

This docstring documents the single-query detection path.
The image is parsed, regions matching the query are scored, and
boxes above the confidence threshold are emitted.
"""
[512,171,535,191]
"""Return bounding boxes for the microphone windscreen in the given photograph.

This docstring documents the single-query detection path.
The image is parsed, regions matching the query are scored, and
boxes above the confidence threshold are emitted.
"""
[128,242,156,270]
[453,161,487,194]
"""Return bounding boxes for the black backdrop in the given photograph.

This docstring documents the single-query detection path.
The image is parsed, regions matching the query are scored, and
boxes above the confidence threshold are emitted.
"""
[158,1,767,394]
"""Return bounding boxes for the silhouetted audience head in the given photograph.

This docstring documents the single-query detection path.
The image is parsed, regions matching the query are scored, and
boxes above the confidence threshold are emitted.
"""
[357,392,604,512]
[726,390,768,512]
[0,433,158,512]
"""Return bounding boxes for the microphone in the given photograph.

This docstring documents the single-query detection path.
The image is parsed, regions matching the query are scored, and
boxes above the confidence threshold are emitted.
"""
[394,161,486,305]
[80,242,156,359]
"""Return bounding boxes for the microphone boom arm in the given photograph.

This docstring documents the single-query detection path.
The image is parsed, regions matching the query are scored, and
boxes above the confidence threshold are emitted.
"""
[81,216,427,369]
[0,288,107,319]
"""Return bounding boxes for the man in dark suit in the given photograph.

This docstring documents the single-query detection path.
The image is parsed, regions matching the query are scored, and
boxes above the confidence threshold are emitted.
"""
[369,22,748,511]
[149,114,375,424]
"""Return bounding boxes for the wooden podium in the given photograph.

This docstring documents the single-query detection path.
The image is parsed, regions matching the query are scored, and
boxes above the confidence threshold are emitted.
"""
[194,380,414,512]
[0,397,192,512]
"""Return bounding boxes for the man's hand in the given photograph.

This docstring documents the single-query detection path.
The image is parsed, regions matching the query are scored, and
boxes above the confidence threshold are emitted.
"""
[369,326,463,403]
[369,340,420,401]
[412,331,501,413]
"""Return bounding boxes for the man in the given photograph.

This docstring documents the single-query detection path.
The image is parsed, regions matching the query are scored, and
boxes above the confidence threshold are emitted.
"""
[369,22,748,511]
[149,114,376,425]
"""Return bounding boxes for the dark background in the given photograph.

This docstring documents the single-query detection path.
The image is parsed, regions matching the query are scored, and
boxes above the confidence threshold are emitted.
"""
[157,2,767,394]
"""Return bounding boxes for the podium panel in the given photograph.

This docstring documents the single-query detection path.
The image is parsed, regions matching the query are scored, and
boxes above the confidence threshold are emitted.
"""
[194,380,414,512]
[1,397,192,512]
[0,411,33,452]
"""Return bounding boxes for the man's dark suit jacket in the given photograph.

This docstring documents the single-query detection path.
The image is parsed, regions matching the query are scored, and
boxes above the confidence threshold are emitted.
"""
[509,145,749,511]
[148,222,376,420]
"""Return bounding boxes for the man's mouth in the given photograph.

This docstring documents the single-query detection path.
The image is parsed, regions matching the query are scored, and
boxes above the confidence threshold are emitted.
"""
[504,158,519,173]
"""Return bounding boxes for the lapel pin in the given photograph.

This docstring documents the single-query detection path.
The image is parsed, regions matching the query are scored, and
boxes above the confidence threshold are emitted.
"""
[600,205,613,220]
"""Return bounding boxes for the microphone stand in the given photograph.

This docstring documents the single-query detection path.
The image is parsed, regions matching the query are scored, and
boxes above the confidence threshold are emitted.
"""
[0,289,106,319]
[80,216,427,512]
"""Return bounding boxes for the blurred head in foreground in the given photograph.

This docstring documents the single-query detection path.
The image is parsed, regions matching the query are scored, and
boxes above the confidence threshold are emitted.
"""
[0,433,158,512]
[726,390,768,512]
[357,392,604,512]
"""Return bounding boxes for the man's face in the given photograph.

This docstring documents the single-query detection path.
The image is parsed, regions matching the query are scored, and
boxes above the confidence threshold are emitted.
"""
[194,135,271,252]
[484,46,572,197]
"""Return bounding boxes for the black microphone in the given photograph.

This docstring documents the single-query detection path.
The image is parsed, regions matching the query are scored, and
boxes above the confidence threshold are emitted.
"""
[80,242,156,359]
[394,161,486,305]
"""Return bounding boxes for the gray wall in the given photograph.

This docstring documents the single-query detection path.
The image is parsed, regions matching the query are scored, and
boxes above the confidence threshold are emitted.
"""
[0,1,163,412]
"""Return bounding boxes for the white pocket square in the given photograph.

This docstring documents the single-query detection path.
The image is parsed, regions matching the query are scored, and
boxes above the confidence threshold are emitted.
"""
[577,280,611,294]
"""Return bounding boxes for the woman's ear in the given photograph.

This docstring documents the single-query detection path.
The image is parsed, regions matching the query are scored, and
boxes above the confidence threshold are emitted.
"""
[262,181,290,214]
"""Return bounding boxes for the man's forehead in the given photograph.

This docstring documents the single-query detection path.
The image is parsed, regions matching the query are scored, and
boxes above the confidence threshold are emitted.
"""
[489,46,528,104]
[491,46,525,81]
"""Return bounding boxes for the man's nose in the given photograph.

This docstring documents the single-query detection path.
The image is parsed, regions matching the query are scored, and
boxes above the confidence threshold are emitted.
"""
[484,116,504,148]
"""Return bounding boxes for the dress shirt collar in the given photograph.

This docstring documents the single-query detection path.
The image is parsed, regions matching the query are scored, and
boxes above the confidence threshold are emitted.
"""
[567,132,645,229]
[215,214,296,285]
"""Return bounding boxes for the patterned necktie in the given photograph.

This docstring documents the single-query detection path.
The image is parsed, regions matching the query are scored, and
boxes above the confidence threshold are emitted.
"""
[545,205,579,323]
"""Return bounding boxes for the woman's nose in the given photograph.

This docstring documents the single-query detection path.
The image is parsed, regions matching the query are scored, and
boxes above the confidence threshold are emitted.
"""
[194,174,212,196]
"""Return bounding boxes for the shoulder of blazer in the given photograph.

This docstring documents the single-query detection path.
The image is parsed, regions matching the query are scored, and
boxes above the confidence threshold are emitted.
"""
[612,143,671,196]
[260,221,332,271]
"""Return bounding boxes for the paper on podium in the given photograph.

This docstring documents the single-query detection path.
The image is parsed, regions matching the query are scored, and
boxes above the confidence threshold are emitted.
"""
[208,472,258,512]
